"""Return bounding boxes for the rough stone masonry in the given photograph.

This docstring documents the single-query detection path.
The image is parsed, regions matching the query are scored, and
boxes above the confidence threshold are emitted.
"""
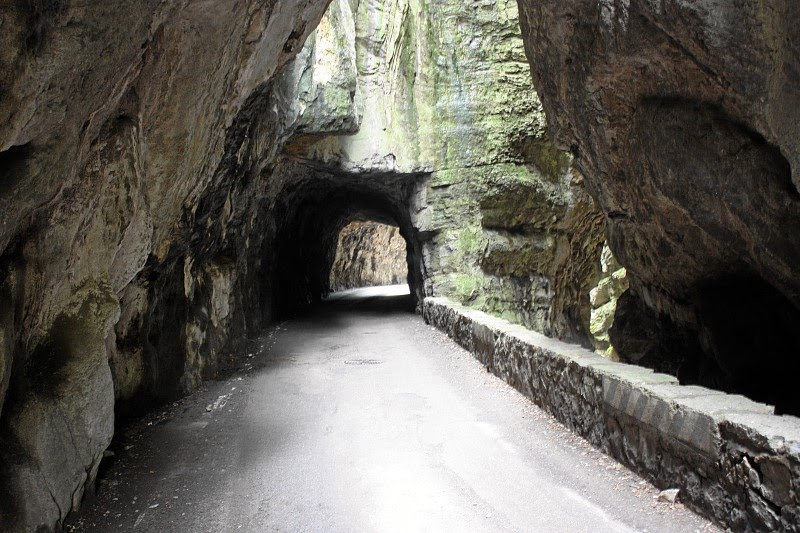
[424,297,800,531]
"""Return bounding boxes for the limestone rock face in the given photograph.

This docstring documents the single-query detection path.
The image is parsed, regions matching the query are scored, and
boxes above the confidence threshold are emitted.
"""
[1,285,118,530]
[518,0,800,412]
[277,0,604,343]
[0,1,331,529]
[329,221,407,292]
[0,0,608,528]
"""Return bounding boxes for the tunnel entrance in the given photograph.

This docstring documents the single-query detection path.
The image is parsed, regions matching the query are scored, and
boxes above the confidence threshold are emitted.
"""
[329,220,408,293]
[265,159,427,320]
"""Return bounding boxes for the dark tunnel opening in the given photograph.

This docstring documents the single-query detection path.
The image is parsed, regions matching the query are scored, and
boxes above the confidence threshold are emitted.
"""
[265,162,427,320]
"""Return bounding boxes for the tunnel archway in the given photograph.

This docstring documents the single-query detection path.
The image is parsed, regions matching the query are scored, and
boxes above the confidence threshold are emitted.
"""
[265,161,427,319]
[328,220,407,293]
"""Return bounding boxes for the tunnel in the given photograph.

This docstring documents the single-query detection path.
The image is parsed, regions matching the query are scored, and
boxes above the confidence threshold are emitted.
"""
[264,161,427,318]
[1,0,799,530]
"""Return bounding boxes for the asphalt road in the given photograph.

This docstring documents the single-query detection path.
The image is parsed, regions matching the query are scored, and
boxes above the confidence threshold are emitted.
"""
[67,285,717,533]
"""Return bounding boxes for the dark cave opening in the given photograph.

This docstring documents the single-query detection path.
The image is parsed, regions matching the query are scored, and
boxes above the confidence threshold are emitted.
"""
[611,274,800,416]
[607,98,800,417]
[0,143,32,195]
[693,275,800,416]
[24,316,76,399]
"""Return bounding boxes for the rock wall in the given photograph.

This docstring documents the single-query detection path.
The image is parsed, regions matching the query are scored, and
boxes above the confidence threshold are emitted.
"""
[424,296,800,531]
[517,1,800,414]
[329,221,407,292]
[0,1,333,529]
[274,0,605,343]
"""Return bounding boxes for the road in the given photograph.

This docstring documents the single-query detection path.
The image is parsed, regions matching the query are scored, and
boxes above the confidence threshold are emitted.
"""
[67,285,716,532]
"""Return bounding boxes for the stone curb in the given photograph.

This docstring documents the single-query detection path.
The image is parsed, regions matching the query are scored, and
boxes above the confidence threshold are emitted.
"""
[423,297,800,531]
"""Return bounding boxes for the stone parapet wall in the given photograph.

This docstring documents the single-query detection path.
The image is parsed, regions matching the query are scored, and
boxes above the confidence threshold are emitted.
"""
[423,297,800,531]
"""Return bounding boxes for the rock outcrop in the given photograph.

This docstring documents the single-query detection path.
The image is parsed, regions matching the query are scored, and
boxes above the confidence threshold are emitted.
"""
[0,1,331,529]
[273,0,605,343]
[518,0,800,414]
[329,221,407,292]
[589,244,628,358]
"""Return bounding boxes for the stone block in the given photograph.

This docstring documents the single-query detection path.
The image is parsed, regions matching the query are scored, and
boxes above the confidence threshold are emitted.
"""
[472,321,496,366]
[721,412,800,451]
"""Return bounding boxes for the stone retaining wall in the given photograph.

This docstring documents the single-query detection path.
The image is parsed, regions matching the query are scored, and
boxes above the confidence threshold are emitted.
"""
[423,297,800,531]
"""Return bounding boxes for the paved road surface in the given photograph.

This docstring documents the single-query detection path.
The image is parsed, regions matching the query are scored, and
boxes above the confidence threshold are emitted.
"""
[67,286,716,532]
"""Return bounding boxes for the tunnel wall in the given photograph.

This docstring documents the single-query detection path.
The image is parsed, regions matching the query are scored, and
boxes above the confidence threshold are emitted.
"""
[424,296,800,531]
[329,222,407,292]
[0,1,333,529]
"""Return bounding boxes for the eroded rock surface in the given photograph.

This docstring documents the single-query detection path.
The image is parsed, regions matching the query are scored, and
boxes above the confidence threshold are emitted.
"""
[330,221,407,292]
[275,0,604,343]
[518,0,800,413]
[0,1,331,529]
